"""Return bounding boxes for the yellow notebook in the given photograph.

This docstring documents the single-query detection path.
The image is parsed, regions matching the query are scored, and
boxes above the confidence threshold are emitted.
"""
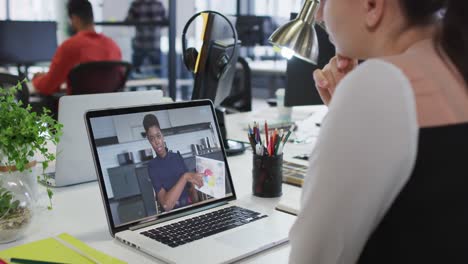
[0,233,126,264]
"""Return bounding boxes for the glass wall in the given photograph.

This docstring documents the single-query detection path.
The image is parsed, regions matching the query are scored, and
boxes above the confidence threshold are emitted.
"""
[253,0,303,18]
[9,0,57,20]
[0,0,5,20]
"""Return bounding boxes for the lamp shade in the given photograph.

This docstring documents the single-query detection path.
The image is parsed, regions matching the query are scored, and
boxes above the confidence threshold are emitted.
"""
[268,0,321,64]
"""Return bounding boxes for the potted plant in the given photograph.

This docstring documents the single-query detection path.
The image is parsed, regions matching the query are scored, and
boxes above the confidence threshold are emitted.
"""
[0,83,62,243]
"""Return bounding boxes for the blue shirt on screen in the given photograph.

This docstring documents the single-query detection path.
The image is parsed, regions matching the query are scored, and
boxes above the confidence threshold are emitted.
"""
[148,150,191,211]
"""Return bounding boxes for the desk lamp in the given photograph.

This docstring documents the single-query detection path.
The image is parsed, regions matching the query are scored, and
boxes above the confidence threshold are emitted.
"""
[268,0,322,64]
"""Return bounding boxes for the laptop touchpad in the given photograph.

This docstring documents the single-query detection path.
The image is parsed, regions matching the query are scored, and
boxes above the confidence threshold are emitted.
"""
[215,228,278,250]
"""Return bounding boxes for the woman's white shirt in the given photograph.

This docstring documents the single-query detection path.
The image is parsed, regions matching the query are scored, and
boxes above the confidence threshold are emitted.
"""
[289,59,419,264]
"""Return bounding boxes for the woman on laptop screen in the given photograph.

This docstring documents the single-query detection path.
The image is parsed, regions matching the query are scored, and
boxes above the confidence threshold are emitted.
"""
[143,114,204,212]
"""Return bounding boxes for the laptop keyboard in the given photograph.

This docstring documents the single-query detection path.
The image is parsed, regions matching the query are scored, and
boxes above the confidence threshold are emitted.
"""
[140,206,268,248]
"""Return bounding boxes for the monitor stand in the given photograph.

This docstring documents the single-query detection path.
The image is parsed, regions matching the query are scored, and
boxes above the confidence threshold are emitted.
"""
[216,107,245,156]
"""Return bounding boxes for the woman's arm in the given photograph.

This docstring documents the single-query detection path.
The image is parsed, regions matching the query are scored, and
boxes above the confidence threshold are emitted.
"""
[289,60,419,263]
[157,172,204,211]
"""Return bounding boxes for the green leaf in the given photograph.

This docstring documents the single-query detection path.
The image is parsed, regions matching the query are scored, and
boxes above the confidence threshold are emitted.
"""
[0,83,62,211]
[11,200,20,210]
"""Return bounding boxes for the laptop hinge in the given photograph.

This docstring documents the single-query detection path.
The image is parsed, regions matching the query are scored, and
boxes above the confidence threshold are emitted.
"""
[129,201,229,231]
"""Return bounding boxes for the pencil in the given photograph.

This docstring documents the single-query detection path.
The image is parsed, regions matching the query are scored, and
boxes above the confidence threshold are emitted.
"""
[283,124,295,144]
[9,258,67,264]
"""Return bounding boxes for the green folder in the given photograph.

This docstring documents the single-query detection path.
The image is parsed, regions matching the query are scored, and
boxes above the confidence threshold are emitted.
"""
[0,233,126,264]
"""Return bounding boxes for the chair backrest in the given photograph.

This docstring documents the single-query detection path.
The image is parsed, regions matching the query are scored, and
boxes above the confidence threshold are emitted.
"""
[0,73,29,106]
[68,61,132,95]
[221,56,252,113]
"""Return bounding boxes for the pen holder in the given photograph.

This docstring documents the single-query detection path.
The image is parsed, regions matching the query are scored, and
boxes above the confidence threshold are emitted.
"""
[252,154,283,198]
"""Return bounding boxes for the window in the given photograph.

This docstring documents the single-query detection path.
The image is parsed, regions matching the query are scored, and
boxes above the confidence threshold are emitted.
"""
[0,0,6,20]
[195,0,236,14]
[254,0,303,18]
[9,0,56,20]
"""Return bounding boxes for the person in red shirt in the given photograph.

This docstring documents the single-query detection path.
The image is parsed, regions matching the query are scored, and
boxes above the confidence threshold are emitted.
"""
[32,0,122,95]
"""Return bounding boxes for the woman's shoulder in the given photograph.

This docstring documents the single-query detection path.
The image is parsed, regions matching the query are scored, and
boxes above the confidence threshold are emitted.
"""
[331,59,416,117]
[338,59,412,96]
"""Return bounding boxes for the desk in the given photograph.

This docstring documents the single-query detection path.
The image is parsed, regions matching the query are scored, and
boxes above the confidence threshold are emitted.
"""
[247,60,287,75]
[225,105,327,167]
[26,78,193,97]
[0,105,327,263]
[246,60,287,98]
[125,78,193,96]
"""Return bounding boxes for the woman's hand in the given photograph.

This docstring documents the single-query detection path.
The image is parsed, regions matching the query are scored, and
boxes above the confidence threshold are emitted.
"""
[184,172,204,188]
[313,55,358,105]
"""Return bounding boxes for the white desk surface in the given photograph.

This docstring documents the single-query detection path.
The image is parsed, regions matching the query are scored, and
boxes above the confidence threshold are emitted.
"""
[0,105,327,263]
[225,105,327,167]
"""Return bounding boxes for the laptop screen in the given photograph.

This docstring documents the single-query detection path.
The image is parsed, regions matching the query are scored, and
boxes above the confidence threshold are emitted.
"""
[85,100,235,230]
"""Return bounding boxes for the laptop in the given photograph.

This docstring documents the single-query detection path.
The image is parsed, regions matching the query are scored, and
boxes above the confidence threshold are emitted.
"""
[46,90,164,187]
[85,100,295,264]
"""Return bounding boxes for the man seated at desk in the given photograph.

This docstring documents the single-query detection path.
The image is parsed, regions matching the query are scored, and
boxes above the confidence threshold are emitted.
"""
[32,0,122,95]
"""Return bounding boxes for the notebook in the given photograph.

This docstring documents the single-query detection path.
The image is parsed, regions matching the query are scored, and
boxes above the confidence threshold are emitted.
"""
[282,160,308,187]
[84,100,296,264]
[275,185,302,215]
[45,90,164,187]
[0,233,125,263]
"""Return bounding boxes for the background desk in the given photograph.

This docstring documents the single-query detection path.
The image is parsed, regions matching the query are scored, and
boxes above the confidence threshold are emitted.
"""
[26,78,193,96]
[247,60,287,98]
[0,105,327,263]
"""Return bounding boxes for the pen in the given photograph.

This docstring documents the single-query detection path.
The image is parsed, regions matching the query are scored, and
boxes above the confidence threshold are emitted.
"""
[283,124,295,143]
[52,237,101,264]
[9,258,68,264]
[256,143,264,156]
[264,121,269,150]
[256,123,262,145]
[278,124,295,155]
[272,129,278,155]
[247,133,256,151]
[275,129,283,155]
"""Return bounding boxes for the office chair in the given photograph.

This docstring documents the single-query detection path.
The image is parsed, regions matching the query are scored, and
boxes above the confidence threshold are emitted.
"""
[0,73,29,106]
[221,56,252,113]
[68,61,132,95]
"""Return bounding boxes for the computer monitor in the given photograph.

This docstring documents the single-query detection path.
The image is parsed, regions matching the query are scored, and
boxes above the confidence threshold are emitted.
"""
[191,13,238,107]
[235,15,274,47]
[0,21,57,65]
[190,13,244,155]
[284,13,335,107]
[192,40,238,106]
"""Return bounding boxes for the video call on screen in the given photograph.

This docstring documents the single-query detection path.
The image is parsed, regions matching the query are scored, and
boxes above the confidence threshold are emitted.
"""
[90,105,233,226]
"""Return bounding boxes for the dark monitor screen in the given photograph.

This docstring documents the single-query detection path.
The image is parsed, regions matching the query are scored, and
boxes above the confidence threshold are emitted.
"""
[0,21,57,65]
[285,13,335,107]
[192,13,239,107]
[235,15,274,47]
